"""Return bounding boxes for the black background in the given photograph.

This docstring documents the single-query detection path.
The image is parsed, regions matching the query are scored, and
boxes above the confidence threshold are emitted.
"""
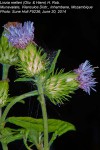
[0,1,100,150]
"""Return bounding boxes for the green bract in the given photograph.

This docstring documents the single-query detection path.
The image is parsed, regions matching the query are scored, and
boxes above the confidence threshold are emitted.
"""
[0,80,9,108]
[44,71,79,104]
[0,35,18,65]
[17,43,48,77]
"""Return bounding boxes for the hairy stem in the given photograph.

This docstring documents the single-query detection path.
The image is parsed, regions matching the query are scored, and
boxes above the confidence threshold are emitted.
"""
[0,64,10,150]
[40,99,49,150]
[0,90,38,123]
[37,77,49,150]
[0,108,2,117]
[0,64,10,118]
[2,64,10,80]
[1,143,8,150]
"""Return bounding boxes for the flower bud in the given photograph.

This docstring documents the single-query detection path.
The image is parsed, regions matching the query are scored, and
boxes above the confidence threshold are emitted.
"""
[0,80,9,108]
[0,35,18,65]
[44,71,79,105]
[17,44,47,77]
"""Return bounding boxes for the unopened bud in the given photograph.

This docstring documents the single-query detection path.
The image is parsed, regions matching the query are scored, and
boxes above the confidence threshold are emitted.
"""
[17,44,47,77]
[44,72,79,105]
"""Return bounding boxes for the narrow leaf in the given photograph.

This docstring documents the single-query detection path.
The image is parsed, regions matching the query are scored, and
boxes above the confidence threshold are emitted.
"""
[46,49,61,79]
[6,117,43,132]
[0,128,23,144]
[14,78,35,82]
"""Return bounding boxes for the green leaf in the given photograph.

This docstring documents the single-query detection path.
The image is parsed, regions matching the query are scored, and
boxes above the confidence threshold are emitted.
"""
[6,117,43,132]
[18,100,25,104]
[0,128,23,144]
[49,120,75,146]
[7,117,75,132]
[23,130,32,150]
[28,130,40,145]
[6,117,75,145]
[14,78,35,82]
[46,49,61,79]
[26,129,43,149]
[48,119,75,135]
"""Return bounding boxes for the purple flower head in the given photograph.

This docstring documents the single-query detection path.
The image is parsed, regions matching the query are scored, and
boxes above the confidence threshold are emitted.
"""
[74,60,95,77]
[4,21,35,49]
[74,60,97,95]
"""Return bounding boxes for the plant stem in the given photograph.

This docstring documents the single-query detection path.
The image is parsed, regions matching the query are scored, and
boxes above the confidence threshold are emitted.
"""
[0,64,10,150]
[1,143,8,150]
[40,99,49,150]
[0,108,2,117]
[0,64,10,119]
[0,90,38,123]
[37,77,49,150]
[2,64,10,80]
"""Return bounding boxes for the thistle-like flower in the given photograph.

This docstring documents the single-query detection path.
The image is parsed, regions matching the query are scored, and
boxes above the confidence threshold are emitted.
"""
[0,80,9,108]
[74,60,97,94]
[44,71,79,105]
[3,21,34,49]
[17,44,48,77]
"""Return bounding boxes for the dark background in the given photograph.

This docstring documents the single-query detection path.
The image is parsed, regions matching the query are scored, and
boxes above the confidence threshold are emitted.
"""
[0,1,100,150]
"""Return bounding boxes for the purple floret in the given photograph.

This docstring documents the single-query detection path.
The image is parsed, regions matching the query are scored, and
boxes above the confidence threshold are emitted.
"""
[74,60,95,77]
[74,60,97,94]
[4,21,35,49]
